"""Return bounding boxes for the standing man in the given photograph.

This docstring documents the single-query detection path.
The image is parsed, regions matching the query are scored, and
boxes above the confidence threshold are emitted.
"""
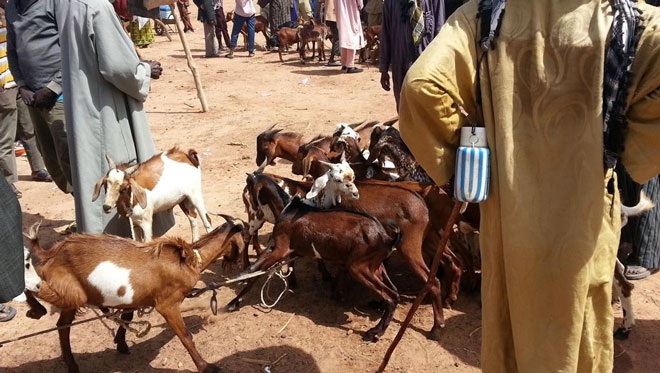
[53,0,174,237]
[0,177,23,322]
[6,0,74,195]
[364,0,381,26]
[0,2,51,199]
[267,0,291,48]
[379,0,444,110]
[400,1,660,371]
[226,0,256,58]
[335,0,365,73]
[324,0,341,66]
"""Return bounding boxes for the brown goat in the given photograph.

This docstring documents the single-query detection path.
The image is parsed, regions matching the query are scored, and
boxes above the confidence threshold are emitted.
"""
[234,196,402,342]
[277,27,300,62]
[226,11,270,50]
[233,173,454,340]
[359,25,381,64]
[298,19,329,63]
[24,218,247,373]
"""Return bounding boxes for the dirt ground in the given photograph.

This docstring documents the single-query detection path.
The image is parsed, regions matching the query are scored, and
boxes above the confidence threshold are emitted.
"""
[1,19,660,373]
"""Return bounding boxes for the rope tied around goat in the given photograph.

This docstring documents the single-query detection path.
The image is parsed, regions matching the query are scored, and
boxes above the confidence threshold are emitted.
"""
[186,257,298,313]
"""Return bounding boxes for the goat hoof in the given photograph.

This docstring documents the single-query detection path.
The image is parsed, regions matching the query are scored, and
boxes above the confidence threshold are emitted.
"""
[202,364,222,373]
[429,324,446,341]
[26,308,47,320]
[614,327,631,340]
[362,328,380,343]
[116,342,131,354]
[226,301,240,313]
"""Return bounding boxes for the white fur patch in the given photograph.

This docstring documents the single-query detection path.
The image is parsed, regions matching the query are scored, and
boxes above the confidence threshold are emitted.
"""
[87,261,135,306]
[23,246,41,292]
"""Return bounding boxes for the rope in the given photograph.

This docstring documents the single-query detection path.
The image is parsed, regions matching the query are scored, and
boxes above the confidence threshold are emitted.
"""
[0,309,122,347]
[260,264,294,309]
[186,257,298,299]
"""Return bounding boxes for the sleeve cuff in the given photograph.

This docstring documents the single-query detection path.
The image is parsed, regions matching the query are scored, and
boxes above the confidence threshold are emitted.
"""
[46,81,63,95]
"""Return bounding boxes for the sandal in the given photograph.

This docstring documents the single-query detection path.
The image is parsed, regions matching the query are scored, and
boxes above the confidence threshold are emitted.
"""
[625,265,651,280]
[0,304,17,322]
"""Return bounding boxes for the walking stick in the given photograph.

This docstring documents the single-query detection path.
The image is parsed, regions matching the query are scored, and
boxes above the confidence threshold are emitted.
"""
[377,200,465,373]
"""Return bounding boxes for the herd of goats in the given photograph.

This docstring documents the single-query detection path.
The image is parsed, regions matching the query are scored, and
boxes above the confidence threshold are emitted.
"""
[226,10,381,64]
[16,119,649,372]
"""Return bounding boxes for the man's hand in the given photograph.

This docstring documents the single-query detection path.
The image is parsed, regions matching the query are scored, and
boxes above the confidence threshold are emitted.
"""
[380,71,391,91]
[19,87,36,106]
[33,87,59,109]
[146,60,163,79]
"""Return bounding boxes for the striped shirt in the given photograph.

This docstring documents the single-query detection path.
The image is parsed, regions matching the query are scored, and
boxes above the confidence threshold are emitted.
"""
[0,12,15,89]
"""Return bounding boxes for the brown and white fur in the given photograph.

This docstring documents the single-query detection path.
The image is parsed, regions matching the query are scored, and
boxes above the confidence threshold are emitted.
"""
[613,190,655,339]
[23,218,247,373]
[92,148,212,242]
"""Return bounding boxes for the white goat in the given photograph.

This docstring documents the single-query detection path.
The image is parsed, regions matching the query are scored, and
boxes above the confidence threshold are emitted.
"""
[92,147,212,242]
[305,157,360,208]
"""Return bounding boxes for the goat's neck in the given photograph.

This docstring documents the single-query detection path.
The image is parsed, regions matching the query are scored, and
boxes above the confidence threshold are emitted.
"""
[194,230,234,272]
[277,136,304,163]
[307,188,338,209]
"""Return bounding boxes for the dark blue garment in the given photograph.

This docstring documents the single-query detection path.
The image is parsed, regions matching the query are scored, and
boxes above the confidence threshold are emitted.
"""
[230,14,256,52]
[0,177,24,303]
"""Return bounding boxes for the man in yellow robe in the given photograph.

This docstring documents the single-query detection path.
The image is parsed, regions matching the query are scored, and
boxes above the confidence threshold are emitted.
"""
[399,1,660,372]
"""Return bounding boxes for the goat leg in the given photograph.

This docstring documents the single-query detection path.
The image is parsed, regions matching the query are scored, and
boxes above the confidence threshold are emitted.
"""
[114,310,134,354]
[57,309,80,373]
[226,277,258,312]
[25,290,47,319]
[157,304,219,372]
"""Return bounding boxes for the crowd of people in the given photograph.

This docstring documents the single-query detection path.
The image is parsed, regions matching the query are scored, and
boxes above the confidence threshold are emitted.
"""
[1,1,660,372]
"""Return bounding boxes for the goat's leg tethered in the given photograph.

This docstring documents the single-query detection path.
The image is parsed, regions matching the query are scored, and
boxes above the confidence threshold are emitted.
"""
[377,201,465,373]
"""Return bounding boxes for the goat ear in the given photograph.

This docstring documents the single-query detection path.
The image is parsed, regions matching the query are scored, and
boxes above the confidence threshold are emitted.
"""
[340,151,347,163]
[130,179,148,209]
[92,177,106,202]
[105,155,116,170]
[348,119,366,129]
[318,161,336,170]
[302,155,313,178]
[306,174,328,199]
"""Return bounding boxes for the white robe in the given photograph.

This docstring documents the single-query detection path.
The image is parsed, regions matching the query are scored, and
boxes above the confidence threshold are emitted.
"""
[55,0,174,236]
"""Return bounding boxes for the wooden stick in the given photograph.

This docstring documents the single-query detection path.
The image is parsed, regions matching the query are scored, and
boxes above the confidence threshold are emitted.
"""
[170,4,209,112]
[377,201,465,373]
[153,19,173,41]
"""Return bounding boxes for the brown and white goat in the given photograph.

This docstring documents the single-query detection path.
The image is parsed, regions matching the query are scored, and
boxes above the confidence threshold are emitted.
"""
[92,148,212,242]
[256,125,307,166]
[359,25,381,64]
[234,196,402,342]
[23,218,247,373]
[613,191,655,339]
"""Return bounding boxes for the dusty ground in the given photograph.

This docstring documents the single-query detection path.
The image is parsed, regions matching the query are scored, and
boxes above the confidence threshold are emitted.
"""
[1,18,660,373]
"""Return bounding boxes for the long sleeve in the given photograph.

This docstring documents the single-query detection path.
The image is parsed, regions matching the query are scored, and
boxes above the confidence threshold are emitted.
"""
[93,1,151,102]
[398,9,477,186]
[6,19,26,88]
[621,5,660,184]
[378,0,391,72]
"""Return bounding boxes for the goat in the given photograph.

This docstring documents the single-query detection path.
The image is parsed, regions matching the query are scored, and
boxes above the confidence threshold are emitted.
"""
[226,11,270,50]
[298,19,328,63]
[234,196,402,342]
[22,217,247,373]
[613,191,655,340]
[359,25,381,64]
[256,125,306,166]
[234,171,456,340]
[277,27,300,62]
[368,125,433,183]
[331,137,399,181]
[92,147,213,242]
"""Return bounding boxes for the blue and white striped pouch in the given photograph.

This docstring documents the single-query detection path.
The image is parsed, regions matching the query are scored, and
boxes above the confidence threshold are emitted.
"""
[454,128,490,203]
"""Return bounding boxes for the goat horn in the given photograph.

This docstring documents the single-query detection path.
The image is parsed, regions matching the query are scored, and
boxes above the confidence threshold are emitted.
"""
[263,123,277,133]
[105,154,116,170]
[382,116,399,127]
[256,158,268,174]
[219,214,237,225]
[348,119,367,129]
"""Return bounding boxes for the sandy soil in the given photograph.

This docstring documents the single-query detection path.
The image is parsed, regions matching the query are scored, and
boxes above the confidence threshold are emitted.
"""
[1,21,659,373]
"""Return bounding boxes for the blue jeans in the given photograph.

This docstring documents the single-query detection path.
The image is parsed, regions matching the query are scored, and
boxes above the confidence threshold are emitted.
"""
[230,14,255,52]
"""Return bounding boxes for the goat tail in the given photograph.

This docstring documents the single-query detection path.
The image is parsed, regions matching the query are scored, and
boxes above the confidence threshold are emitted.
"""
[187,149,201,168]
[383,220,402,250]
[622,190,655,218]
[23,221,45,257]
